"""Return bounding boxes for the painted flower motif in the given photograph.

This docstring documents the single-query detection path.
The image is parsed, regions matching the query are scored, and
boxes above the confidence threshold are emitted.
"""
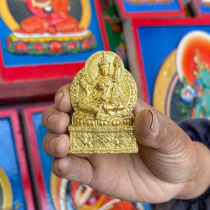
[181,85,196,104]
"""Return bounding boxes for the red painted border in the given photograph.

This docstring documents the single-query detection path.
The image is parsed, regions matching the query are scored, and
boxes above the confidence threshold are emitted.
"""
[131,18,210,103]
[116,0,185,18]
[0,109,35,210]
[94,0,110,51]
[23,106,49,210]
[0,0,109,83]
[0,42,85,82]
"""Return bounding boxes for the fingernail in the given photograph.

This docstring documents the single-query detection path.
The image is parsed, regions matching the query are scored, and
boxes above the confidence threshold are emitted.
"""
[48,136,61,154]
[148,110,159,134]
[55,92,64,110]
[45,113,61,132]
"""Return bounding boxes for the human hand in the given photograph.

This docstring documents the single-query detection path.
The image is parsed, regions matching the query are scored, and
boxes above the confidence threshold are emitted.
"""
[42,84,209,203]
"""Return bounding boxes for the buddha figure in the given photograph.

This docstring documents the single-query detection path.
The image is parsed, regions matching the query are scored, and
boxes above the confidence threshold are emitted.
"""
[76,54,125,119]
[15,0,84,34]
[194,50,210,118]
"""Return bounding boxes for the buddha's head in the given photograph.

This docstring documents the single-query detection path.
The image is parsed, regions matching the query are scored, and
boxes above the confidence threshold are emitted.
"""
[98,53,111,76]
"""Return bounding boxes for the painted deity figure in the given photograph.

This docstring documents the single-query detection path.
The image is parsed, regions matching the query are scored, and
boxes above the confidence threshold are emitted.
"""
[194,50,210,118]
[70,182,136,210]
[15,0,84,34]
[76,54,127,119]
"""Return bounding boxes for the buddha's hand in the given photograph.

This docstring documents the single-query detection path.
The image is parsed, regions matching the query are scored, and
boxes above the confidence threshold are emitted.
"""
[42,84,210,203]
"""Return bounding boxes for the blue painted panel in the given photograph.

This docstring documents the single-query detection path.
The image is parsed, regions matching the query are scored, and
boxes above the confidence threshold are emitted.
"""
[137,25,210,104]
[0,118,26,209]
[122,0,181,13]
[197,1,210,14]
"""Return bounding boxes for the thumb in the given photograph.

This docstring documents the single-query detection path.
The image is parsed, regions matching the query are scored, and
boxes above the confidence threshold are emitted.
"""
[134,109,161,148]
[133,100,197,183]
[133,99,190,151]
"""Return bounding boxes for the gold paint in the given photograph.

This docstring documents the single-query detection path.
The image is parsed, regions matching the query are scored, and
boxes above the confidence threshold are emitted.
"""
[69,51,138,154]
[155,90,160,95]
[79,0,91,29]
[0,0,19,30]
[153,50,176,114]
[0,166,13,209]
[0,0,90,31]
[163,70,170,78]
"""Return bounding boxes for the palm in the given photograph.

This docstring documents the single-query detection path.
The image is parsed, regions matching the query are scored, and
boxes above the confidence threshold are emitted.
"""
[79,152,184,203]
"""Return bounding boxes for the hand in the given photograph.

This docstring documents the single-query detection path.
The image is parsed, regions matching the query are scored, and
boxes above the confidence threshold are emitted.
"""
[42,84,209,203]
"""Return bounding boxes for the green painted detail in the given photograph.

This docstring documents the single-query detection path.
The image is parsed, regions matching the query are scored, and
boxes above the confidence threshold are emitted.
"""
[103,4,129,69]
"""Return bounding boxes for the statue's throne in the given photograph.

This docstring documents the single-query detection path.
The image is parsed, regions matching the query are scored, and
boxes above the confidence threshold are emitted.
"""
[69,112,138,154]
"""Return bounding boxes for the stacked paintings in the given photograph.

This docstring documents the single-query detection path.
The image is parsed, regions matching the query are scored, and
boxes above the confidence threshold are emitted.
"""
[124,18,210,122]
[114,0,185,18]
[0,109,34,209]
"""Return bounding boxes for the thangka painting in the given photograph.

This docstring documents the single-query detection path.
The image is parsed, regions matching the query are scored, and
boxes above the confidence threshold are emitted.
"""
[23,106,151,210]
[0,109,34,210]
[131,18,210,122]
[192,0,210,17]
[0,0,109,82]
[115,0,184,18]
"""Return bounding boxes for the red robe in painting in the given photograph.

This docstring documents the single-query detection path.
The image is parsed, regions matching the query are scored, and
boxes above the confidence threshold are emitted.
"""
[16,0,84,34]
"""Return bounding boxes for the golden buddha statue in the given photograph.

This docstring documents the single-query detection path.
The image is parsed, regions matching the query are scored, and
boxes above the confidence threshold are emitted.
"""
[69,51,138,154]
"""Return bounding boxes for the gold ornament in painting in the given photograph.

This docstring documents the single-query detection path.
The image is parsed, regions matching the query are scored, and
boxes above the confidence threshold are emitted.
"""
[69,51,138,154]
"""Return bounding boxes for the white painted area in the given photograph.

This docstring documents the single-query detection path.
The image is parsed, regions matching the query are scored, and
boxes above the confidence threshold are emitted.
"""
[202,0,210,3]
[13,30,89,38]
[44,6,53,12]
[59,179,69,210]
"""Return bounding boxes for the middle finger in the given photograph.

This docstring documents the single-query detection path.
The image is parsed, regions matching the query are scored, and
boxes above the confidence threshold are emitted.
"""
[42,104,70,134]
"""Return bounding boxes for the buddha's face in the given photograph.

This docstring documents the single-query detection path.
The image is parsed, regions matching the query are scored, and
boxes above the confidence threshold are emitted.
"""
[31,0,52,8]
[99,63,109,76]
